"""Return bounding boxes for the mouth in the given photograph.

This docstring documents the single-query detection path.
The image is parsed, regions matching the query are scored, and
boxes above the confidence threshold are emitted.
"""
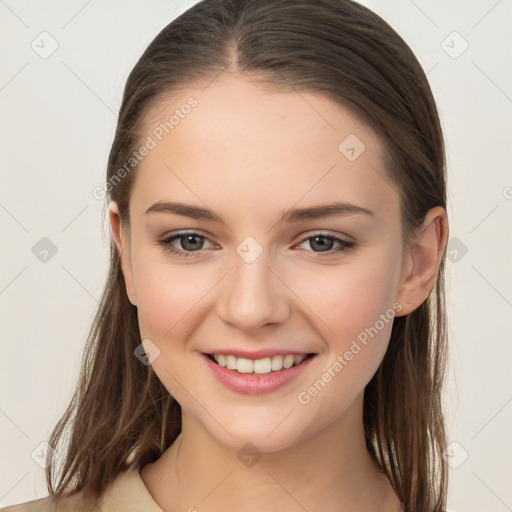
[204,352,317,375]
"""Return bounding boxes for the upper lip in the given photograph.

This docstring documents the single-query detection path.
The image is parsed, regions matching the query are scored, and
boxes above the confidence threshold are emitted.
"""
[202,349,315,359]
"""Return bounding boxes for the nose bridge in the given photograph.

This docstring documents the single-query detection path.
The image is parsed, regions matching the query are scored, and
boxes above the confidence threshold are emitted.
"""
[217,238,289,331]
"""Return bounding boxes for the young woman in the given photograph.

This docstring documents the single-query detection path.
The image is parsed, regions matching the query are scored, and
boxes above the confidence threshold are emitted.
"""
[2,0,450,511]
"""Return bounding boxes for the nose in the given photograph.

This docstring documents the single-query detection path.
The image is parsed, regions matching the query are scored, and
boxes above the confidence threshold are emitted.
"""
[216,248,291,333]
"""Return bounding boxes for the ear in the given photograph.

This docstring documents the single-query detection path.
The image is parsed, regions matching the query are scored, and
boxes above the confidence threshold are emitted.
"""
[109,201,137,306]
[395,206,448,316]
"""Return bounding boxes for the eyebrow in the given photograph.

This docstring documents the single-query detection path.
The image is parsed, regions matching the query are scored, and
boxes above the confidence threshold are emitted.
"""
[145,200,374,224]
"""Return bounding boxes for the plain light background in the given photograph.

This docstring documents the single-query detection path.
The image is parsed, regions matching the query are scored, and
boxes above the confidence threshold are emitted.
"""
[1,0,511,510]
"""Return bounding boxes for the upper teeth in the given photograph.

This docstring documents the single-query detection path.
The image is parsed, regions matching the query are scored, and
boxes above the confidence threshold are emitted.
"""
[213,354,306,374]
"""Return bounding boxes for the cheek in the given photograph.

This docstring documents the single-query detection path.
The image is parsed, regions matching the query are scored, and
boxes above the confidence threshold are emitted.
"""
[291,251,400,372]
[131,257,208,404]
[130,250,208,341]
[290,258,399,422]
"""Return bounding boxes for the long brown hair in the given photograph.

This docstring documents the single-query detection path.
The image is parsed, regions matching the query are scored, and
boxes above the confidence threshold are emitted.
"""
[46,1,449,510]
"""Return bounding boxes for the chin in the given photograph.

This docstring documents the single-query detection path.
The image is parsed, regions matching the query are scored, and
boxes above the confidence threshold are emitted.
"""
[199,412,313,456]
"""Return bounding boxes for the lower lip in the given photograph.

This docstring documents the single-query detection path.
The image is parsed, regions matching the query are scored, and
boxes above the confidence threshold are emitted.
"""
[201,353,316,396]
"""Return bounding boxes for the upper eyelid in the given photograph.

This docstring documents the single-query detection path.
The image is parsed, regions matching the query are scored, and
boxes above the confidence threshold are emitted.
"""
[161,230,218,247]
[297,230,353,242]
[162,229,212,239]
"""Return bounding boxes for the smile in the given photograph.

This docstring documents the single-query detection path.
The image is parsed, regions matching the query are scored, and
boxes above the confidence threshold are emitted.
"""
[207,353,315,374]
[202,352,317,395]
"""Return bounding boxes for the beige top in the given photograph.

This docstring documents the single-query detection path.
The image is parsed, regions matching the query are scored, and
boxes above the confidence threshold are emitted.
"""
[0,466,163,512]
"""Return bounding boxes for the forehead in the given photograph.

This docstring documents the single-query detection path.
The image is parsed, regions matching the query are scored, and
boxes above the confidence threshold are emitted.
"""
[131,73,399,223]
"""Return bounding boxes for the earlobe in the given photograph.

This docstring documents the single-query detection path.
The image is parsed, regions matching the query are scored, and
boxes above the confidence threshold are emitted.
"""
[395,206,448,316]
[109,201,137,306]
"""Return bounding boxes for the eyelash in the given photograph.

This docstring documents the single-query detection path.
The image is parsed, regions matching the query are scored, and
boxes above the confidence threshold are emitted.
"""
[156,230,356,258]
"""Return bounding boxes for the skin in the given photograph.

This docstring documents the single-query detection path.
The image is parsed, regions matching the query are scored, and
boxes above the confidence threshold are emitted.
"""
[109,73,448,512]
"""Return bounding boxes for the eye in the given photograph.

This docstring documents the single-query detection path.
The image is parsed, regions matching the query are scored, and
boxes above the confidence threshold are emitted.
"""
[295,231,355,256]
[157,231,216,257]
[157,230,355,258]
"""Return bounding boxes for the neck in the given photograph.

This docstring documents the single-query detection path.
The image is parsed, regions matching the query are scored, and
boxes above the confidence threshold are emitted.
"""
[140,393,401,512]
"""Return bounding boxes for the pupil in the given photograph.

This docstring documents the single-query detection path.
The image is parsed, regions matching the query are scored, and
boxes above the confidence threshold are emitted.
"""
[183,235,201,251]
[312,236,332,252]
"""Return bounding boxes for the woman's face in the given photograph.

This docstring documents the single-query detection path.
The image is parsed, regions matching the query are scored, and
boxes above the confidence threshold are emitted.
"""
[114,74,412,452]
